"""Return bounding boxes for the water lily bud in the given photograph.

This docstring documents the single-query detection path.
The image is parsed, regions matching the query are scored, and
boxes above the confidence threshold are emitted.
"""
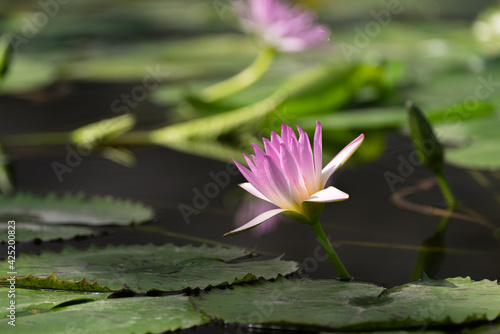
[407,101,444,173]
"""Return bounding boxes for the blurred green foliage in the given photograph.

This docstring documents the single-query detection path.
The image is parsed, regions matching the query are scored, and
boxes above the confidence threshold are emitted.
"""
[1,0,500,170]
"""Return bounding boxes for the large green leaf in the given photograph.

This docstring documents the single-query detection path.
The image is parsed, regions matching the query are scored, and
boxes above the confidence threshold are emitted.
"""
[0,222,94,243]
[0,244,298,292]
[0,287,209,333]
[192,277,500,331]
[0,192,153,225]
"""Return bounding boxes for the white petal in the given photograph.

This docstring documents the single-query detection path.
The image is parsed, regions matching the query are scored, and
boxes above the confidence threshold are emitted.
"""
[239,183,273,203]
[224,209,288,236]
[321,134,364,187]
[304,186,349,203]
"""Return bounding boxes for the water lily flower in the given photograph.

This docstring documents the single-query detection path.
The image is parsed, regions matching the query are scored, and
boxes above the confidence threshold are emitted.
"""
[226,121,363,235]
[225,121,363,280]
[234,0,331,53]
[224,122,364,280]
[200,0,330,102]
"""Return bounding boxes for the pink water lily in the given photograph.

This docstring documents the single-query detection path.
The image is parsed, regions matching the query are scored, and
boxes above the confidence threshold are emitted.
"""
[234,0,331,53]
[225,121,364,236]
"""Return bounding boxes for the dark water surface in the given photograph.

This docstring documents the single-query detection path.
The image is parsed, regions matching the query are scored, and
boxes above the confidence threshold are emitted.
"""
[1,82,499,332]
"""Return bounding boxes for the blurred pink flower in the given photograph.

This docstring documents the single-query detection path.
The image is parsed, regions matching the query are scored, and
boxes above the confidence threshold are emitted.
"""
[234,0,331,53]
[225,121,363,236]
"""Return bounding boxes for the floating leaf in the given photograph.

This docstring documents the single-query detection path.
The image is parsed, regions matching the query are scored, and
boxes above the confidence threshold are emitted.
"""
[0,287,109,318]
[0,222,94,243]
[0,192,154,225]
[192,276,500,331]
[0,287,209,333]
[0,244,298,292]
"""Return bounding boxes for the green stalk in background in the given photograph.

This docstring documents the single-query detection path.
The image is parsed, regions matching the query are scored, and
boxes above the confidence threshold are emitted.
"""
[199,48,275,103]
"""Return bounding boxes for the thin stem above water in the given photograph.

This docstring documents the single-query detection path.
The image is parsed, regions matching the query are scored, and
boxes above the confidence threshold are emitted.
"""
[199,47,275,103]
[310,221,351,281]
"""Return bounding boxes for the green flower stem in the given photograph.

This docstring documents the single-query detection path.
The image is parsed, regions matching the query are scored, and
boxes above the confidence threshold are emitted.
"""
[435,168,457,209]
[310,221,351,281]
[411,207,452,280]
[199,47,275,103]
[435,209,452,235]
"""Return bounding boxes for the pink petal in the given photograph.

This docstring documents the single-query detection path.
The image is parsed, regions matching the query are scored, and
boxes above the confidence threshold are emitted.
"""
[224,208,288,236]
[243,154,257,172]
[252,143,266,159]
[305,186,349,203]
[279,143,308,201]
[321,134,364,187]
[234,157,275,204]
[281,124,295,148]
[263,138,279,162]
[264,155,295,209]
[313,121,322,189]
[239,182,273,203]
[297,126,316,193]
[232,158,259,187]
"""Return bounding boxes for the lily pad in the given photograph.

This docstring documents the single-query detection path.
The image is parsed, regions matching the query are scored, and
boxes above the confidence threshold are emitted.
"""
[0,244,298,292]
[0,222,94,243]
[192,276,500,331]
[0,192,154,225]
[0,287,209,333]
[0,287,110,318]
